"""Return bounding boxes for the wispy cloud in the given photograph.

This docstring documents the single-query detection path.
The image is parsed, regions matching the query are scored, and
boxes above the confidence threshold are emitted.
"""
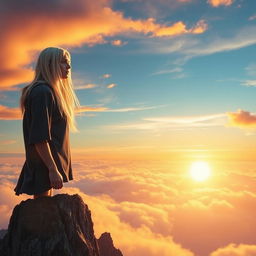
[241,80,256,86]
[0,105,21,120]
[107,83,117,89]
[152,67,183,75]
[105,106,160,112]
[76,106,108,113]
[74,84,98,90]
[183,26,256,57]
[141,26,256,60]
[106,113,227,130]
[76,105,162,114]
[208,0,234,7]
[144,113,226,124]
[0,102,156,120]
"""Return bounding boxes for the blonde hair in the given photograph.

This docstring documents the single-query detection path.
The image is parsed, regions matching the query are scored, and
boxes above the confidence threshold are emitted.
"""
[20,47,80,132]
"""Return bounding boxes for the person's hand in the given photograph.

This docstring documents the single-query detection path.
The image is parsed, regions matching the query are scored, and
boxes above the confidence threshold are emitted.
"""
[49,167,63,189]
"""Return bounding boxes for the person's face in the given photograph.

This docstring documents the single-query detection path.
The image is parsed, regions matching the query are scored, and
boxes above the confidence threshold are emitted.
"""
[60,54,71,79]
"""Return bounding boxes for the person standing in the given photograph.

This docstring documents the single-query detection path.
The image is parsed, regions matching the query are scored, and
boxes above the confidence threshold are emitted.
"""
[14,47,80,199]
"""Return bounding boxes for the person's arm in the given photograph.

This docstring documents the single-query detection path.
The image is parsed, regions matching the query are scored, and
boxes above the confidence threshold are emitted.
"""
[35,141,63,189]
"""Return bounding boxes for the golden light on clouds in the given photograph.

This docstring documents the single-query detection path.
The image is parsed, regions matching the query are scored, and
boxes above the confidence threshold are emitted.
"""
[111,40,127,46]
[227,109,256,129]
[0,0,207,89]
[189,161,212,182]
[0,105,22,120]
[208,0,234,7]
[75,106,108,113]
[74,84,98,90]
[152,20,207,37]
[1,157,256,256]
[107,83,117,89]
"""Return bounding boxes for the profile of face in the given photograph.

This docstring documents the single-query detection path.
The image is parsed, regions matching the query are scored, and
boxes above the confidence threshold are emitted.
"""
[60,54,71,79]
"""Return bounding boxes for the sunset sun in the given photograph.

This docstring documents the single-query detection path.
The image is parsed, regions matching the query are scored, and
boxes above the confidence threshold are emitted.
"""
[189,161,211,182]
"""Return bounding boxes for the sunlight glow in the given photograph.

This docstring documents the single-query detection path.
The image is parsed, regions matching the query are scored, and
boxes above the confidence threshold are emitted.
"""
[189,161,211,182]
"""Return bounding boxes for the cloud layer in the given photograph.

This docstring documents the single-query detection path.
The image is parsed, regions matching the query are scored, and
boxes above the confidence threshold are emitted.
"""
[1,156,256,256]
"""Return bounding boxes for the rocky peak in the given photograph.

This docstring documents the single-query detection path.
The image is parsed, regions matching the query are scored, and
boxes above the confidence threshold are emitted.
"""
[0,194,125,256]
[98,232,123,256]
[0,194,99,256]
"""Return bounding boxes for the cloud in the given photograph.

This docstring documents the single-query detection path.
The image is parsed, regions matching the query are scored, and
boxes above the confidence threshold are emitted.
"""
[76,106,109,113]
[58,186,195,256]
[144,113,226,124]
[208,0,234,7]
[101,74,112,79]
[227,110,256,129]
[149,20,207,37]
[106,113,227,130]
[209,244,256,256]
[0,91,163,121]
[76,105,161,114]
[0,178,195,256]
[111,40,127,46]
[0,0,207,89]
[184,26,256,57]
[0,180,29,228]
[74,84,98,90]
[107,83,117,89]
[241,80,256,86]
[0,105,22,120]
[2,157,256,256]
[152,67,183,75]
[141,25,256,61]
[249,15,256,21]
[0,102,159,120]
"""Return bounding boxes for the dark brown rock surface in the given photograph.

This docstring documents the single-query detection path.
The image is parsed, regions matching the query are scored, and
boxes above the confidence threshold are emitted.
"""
[98,232,123,256]
[0,194,100,256]
[0,229,7,239]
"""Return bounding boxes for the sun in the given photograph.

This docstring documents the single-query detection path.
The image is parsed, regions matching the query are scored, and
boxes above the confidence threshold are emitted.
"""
[189,161,211,182]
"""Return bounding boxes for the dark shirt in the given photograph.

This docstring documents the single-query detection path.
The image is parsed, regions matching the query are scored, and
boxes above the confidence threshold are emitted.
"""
[14,82,73,195]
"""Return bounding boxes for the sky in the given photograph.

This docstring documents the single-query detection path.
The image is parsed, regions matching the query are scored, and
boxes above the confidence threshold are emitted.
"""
[1,0,256,255]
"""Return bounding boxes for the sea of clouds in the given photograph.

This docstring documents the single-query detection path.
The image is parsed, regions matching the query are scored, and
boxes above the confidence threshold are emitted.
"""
[1,157,256,256]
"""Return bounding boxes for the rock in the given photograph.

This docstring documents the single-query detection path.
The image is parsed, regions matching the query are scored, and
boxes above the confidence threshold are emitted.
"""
[0,194,100,256]
[0,230,7,239]
[98,232,123,256]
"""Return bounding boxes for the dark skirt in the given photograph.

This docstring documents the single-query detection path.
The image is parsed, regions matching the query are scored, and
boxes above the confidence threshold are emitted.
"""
[14,160,52,195]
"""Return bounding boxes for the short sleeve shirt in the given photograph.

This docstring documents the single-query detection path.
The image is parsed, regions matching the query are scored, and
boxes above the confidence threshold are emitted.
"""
[14,83,73,195]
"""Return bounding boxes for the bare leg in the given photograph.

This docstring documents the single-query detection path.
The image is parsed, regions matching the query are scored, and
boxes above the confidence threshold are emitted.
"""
[33,188,53,199]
